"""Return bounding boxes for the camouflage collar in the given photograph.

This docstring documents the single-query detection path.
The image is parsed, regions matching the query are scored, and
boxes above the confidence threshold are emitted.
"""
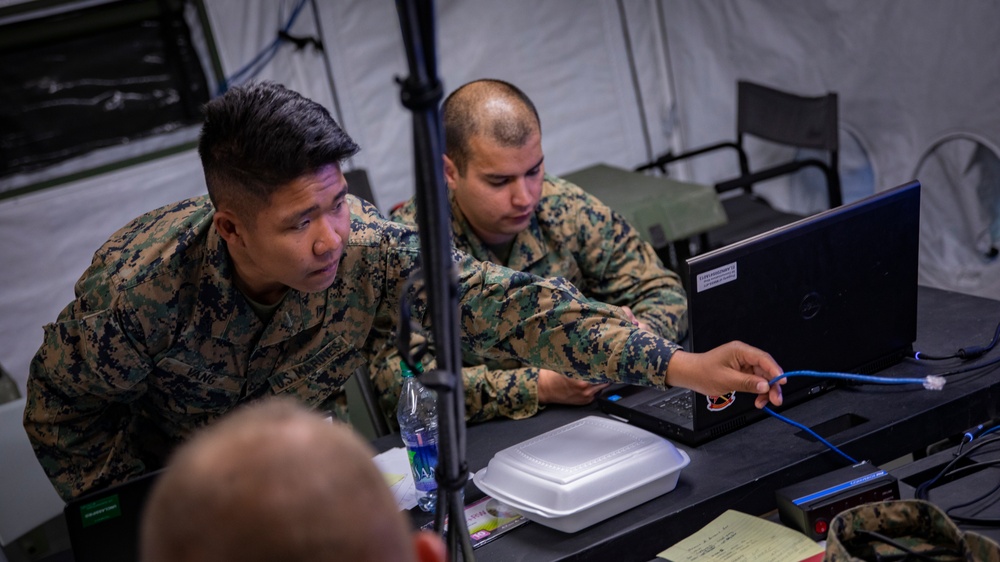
[255,289,328,348]
[203,225,327,346]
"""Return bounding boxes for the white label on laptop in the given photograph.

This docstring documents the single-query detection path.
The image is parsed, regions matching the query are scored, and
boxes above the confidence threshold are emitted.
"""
[696,262,737,292]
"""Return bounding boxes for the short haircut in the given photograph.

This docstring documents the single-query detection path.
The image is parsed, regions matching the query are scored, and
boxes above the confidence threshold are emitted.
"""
[442,78,541,174]
[140,398,414,562]
[198,81,360,222]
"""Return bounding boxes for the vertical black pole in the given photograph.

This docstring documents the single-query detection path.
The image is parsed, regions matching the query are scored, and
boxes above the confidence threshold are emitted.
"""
[394,1,474,559]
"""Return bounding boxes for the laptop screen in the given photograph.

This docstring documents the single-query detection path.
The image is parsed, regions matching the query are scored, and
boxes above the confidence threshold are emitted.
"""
[686,180,920,374]
[599,180,921,445]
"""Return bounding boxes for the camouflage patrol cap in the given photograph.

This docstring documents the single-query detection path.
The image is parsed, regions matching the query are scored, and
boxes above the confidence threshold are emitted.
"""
[824,499,1000,561]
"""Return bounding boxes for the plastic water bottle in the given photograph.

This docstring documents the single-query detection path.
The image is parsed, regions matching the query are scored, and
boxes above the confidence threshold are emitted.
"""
[397,361,438,512]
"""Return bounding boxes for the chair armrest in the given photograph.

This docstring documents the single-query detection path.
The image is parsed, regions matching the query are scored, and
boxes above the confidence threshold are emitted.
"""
[635,141,744,174]
[715,158,842,208]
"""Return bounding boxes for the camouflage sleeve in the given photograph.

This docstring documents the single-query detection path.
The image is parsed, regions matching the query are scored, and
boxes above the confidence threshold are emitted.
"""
[370,333,540,424]
[459,364,540,422]
[374,214,676,421]
[555,176,689,341]
[449,252,678,388]
[23,259,150,501]
[369,337,413,425]
[378,205,546,421]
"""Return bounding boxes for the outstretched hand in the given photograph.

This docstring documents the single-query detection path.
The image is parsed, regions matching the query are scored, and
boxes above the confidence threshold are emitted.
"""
[537,369,610,406]
[664,341,785,408]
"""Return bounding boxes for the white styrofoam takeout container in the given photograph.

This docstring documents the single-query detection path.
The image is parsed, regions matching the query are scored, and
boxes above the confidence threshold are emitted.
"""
[472,415,690,533]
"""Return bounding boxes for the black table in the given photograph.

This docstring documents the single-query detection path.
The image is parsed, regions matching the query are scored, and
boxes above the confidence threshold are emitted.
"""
[890,436,1000,546]
[376,285,1000,561]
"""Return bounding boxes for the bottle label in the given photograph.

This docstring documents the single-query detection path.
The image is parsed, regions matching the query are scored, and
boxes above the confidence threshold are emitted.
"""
[406,442,438,493]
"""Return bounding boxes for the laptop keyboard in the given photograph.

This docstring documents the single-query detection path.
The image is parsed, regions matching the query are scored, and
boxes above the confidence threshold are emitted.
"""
[652,392,694,419]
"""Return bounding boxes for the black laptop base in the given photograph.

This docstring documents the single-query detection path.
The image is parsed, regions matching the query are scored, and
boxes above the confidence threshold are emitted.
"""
[598,376,834,446]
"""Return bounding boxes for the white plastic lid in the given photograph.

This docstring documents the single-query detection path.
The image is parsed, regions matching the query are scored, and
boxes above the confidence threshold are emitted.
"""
[474,416,688,515]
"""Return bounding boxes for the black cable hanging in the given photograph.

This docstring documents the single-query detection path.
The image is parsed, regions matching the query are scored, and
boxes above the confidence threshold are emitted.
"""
[914,317,1000,361]
[393,1,475,559]
[915,434,1000,526]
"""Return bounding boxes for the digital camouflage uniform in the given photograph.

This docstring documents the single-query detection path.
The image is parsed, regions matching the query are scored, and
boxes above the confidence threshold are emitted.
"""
[25,194,679,501]
[375,175,688,422]
[825,499,1000,561]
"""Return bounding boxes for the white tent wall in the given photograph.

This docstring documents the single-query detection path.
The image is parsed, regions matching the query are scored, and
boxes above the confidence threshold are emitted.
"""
[0,152,206,393]
[317,0,670,210]
[201,0,341,130]
[2,0,997,392]
[917,138,1000,300]
[659,0,1000,301]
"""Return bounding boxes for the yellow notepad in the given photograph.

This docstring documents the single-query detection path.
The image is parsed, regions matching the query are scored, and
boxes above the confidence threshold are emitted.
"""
[658,509,824,562]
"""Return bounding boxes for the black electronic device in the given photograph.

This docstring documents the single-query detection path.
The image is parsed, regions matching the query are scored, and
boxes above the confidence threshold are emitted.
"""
[598,180,921,445]
[64,469,163,562]
[775,461,899,540]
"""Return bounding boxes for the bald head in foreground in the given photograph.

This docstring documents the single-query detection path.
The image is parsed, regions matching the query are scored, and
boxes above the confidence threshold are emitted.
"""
[141,398,447,562]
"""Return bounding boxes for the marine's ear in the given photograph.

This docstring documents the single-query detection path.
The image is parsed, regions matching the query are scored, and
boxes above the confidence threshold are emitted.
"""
[442,154,459,190]
[213,209,245,247]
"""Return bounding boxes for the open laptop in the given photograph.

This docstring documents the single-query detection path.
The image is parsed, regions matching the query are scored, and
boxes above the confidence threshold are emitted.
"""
[64,468,164,562]
[599,180,921,445]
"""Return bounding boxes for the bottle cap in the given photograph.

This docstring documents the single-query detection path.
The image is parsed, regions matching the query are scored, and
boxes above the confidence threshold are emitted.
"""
[399,360,424,377]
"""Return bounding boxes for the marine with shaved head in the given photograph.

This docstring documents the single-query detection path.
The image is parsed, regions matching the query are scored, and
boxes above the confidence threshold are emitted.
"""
[376,78,691,422]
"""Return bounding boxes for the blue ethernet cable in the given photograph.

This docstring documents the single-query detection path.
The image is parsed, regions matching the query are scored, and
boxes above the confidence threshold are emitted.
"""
[762,406,858,464]
[761,369,945,464]
[769,370,945,390]
[977,424,1000,440]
